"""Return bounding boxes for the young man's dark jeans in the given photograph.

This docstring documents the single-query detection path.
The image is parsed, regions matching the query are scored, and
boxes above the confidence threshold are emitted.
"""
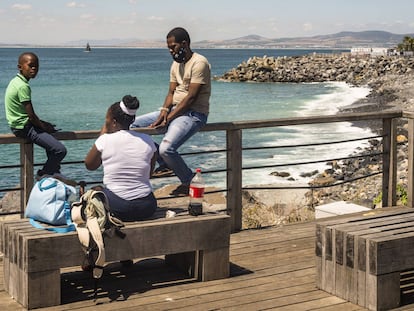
[12,124,67,175]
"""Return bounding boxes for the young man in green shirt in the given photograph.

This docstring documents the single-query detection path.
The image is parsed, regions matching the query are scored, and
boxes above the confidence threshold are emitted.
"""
[5,52,68,180]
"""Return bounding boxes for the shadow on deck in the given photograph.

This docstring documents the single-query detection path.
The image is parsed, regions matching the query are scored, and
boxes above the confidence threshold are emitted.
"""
[1,220,414,310]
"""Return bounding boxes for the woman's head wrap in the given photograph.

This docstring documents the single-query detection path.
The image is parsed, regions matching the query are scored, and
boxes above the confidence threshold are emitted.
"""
[119,100,137,116]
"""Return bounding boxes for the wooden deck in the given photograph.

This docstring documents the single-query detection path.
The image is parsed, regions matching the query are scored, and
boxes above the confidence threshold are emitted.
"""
[1,220,414,311]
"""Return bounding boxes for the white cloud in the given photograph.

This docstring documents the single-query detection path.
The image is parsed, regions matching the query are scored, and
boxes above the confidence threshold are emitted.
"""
[12,4,32,10]
[148,16,164,21]
[66,2,86,8]
[303,23,313,32]
[80,14,95,20]
[39,16,57,24]
[115,17,135,25]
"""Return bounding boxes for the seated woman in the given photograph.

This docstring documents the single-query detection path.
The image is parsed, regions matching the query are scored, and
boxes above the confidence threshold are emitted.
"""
[84,95,157,222]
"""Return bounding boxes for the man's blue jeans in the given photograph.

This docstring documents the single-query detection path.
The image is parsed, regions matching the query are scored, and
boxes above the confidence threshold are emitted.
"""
[131,109,207,185]
[12,124,67,175]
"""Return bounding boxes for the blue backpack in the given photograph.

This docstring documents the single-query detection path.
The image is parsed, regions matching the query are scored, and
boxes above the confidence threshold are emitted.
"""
[25,177,77,233]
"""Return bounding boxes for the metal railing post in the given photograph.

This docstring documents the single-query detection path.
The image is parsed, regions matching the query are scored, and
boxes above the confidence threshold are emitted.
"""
[226,129,242,232]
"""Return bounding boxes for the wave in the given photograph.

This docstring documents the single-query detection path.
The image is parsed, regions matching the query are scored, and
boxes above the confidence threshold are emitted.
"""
[298,82,371,116]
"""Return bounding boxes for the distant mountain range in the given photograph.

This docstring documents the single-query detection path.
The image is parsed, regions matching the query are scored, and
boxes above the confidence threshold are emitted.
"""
[192,31,414,49]
[2,31,413,49]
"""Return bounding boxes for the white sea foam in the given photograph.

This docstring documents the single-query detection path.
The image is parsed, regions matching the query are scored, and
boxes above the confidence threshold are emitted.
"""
[298,82,371,116]
[229,82,374,188]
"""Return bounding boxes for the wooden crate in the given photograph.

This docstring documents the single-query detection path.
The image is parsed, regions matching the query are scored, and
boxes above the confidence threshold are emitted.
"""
[316,206,414,311]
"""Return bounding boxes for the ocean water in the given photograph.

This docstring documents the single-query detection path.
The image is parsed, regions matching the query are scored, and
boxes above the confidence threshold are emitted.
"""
[0,47,373,191]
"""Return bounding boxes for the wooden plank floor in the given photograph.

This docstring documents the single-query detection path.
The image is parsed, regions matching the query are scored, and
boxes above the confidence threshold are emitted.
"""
[1,220,414,310]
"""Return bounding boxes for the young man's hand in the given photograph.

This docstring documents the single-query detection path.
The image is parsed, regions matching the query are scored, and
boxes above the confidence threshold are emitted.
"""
[150,111,169,129]
[41,120,57,133]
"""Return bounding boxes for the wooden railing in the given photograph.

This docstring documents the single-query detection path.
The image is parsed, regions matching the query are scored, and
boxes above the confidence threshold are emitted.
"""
[0,110,409,231]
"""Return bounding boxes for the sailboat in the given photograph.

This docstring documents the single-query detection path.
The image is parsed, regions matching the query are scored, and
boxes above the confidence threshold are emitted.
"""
[84,42,91,52]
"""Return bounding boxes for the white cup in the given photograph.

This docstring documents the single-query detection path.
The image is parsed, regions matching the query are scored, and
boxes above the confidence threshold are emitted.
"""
[166,210,176,218]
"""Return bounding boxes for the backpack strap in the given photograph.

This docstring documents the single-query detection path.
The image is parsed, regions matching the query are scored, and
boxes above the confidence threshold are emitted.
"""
[71,189,110,279]
[86,216,105,279]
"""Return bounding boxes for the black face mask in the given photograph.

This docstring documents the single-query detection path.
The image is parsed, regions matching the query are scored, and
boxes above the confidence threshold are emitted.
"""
[173,47,186,63]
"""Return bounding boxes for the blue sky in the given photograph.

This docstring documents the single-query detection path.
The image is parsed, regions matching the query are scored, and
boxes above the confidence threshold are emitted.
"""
[1,0,414,45]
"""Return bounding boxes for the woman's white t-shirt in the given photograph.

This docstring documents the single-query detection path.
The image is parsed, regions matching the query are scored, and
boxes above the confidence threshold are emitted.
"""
[95,130,156,200]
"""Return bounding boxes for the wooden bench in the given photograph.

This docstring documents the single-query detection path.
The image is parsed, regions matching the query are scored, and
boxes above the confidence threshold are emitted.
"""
[0,210,230,309]
[315,206,414,311]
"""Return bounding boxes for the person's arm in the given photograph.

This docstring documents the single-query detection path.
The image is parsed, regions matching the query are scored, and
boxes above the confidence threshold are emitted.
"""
[84,123,108,170]
[150,82,177,128]
[84,144,102,171]
[151,81,202,129]
[23,101,56,133]
[166,82,202,122]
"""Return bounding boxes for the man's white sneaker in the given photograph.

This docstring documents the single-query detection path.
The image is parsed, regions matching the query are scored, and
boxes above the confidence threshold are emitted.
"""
[52,173,78,187]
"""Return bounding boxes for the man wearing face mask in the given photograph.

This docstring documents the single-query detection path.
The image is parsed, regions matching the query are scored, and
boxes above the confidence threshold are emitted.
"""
[131,27,211,196]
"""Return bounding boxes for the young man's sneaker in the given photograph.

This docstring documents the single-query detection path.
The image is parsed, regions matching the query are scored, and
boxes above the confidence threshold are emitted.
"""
[36,171,77,187]
[52,173,78,187]
[36,169,50,181]
[169,184,189,197]
[152,166,174,178]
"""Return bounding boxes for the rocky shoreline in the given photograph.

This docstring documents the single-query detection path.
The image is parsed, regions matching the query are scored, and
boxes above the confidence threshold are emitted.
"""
[217,53,414,85]
[218,53,414,221]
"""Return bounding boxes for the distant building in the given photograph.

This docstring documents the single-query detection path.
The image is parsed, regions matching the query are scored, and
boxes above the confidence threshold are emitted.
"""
[351,47,414,57]
[386,49,413,56]
[350,47,372,55]
[387,48,399,56]
[351,47,388,56]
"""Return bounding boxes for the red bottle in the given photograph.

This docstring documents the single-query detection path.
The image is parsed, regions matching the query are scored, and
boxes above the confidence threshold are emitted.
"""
[189,168,204,216]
